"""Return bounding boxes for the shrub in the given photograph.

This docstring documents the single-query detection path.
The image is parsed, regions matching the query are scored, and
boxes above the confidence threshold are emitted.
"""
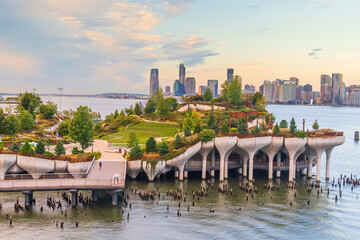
[279,120,288,128]
[193,122,202,134]
[8,143,19,151]
[72,146,84,154]
[184,126,192,137]
[0,142,4,151]
[145,137,157,153]
[250,125,262,134]
[86,151,102,160]
[130,141,142,157]
[312,119,319,130]
[158,140,169,155]
[35,140,45,154]
[221,123,229,133]
[127,132,138,148]
[248,114,256,121]
[44,151,55,156]
[174,134,183,149]
[295,130,307,139]
[20,139,35,154]
[230,127,237,133]
[199,129,215,143]
[55,142,66,156]
[273,123,280,133]
[230,119,238,128]
[237,118,248,134]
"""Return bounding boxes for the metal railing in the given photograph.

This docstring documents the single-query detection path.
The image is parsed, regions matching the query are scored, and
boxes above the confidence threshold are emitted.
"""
[85,156,96,178]
[4,172,86,180]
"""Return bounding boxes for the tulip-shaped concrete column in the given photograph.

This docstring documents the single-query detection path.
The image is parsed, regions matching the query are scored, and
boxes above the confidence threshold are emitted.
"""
[261,137,284,181]
[237,136,271,182]
[293,146,307,180]
[199,140,215,179]
[284,138,307,183]
[276,153,281,178]
[325,147,333,180]
[324,136,344,180]
[234,148,248,177]
[304,147,316,178]
[215,137,237,182]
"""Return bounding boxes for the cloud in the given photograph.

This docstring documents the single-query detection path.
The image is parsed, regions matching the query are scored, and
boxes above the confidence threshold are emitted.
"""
[308,48,323,57]
[312,48,323,51]
[162,0,195,18]
[308,52,316,56]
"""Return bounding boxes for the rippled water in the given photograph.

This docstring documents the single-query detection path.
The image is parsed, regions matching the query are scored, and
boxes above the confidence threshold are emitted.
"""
[0,101,360,239]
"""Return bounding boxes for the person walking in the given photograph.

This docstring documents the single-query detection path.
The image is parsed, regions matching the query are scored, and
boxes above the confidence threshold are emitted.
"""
[99,161,102,170]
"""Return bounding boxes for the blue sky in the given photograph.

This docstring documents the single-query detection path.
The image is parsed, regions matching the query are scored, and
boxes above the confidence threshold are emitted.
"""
[0,0,359,94]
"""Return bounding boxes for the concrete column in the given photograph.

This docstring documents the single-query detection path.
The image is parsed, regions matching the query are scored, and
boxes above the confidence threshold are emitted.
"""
[219,153,225,182]
[175,170,179,179]
[325,148,333,180]
[112,192,118,206]
[179,168,184,181]
[184,171,188,179]
[268,159,273,181]
[202,155,207,180]
[276,153,281,178]
[23,191,33,206]
[316,155,321,183]
[243,161,247,177]
[70,189,78,207]
[237,168,242,175]
[288,157,294,183]
[248,155,254,182]
[92,190,98,202]
[224,155,229,179]
[293,161,297,180]
[301,169,307,175]
[307,156,312,178]
[210,150,215,178]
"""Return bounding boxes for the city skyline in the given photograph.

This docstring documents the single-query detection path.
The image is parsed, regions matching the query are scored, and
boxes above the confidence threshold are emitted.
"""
[1,0,360,94]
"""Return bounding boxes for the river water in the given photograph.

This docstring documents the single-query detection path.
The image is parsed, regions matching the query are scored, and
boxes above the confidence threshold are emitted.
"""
[0,99,359,239]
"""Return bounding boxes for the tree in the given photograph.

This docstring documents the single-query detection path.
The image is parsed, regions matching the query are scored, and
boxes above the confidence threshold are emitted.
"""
[273,123,280,133]
[194,121,202,134]
[8,143,20,152]
[228,75,242,107]
[127,132,138,148]
[255,96,267,112]
[279,120,288,128]
[174,134,183,149]
[114,109,119,119]
[55,141,66,156]
[72,146,83,154]
[20,139,34,154]
[144,98,157,114]
[39,101,57,119]
[290,117,297,133]
[58,120,70,136]
[18,92,41,117]
[156,97,170,120]
[158,140,169,155]
[145,137,157,153]
[237,118,248,134]
[134,102,143,116]
[221,123,229,133]
[199,129,216,143]
[312,119,319,130]
[69,106,94,150]
[165,97,179,112]
[203,88,213,102]
[184,126,192,137]
[129,141,142,157]
[295,130,307,139]
[220,80,230,101]
[0,108,5,134]
[4,115,19,137]
[124,106,134,116]
[35,140,46,154]
[207,108,218,132]
[251,92,263,105]
[18,110,34,131]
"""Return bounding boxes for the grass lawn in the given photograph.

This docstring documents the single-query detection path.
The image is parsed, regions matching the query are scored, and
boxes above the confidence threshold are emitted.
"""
[99,121,179,145]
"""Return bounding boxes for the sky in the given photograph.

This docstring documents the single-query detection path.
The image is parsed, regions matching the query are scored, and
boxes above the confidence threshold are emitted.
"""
[0,0,359,94]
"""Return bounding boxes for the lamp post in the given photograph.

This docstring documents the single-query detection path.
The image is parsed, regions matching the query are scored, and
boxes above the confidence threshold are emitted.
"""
[58,88,63,115]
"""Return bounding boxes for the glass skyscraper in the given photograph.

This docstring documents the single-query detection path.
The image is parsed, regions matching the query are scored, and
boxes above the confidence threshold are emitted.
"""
[150,69,159,96]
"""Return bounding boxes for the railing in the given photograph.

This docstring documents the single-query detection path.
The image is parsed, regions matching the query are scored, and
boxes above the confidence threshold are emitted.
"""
[85,156,96,178]
[4,172,87,180]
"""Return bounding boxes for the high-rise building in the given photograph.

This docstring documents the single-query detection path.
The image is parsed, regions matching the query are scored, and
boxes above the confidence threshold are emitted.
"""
[150,69,159,96]
[259,85,264,95]
[289,77,299,86]
[244,84,255,93]
[342,82,347,101]
[263,81,273,101]
[332,73,343,105]
[165,86,171,94]
[179,63,185,85]
[304,84,312,93]
[320,74,332,103]
[348,85,360,106]
[198,86,208,95]
[173,80,186,96]
[227,68,234,83]
[279,82,296,103]
[207,80,218,97]
[296,86,303,101]
[185,77,196,95]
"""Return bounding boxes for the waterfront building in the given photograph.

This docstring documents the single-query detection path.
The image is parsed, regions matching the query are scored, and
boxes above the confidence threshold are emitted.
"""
[244,84,255,93]
[263,81,273,101]
[289,77,299,86]
[198,85,208,95]
[227,68,234,83]
[332,73,343,105]
[179,63,185,85]
[296,86,303,101]
[349,85,360,106]
[304,84,312,92]
[342,82,347,101]
[165,86,171,95]
[173,80,186,96]
[185,77,196,95]
[150,68,159,96]
[279,81,296,103]
[259,84,264,95]
[320,75,332,103]
[207,80,218,97]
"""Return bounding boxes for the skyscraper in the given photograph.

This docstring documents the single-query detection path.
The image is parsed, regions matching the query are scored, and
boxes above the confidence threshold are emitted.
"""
[185,77,196,95]
[304,84,312,93]
[165,86,171,94]
[289,77,299,86]
[263,80,273,102]
[332,73,343,105]
[227,68,234,83]
[198,86,208,95]
[173,80,186,96]
[320,74,332,103]
[150,69,159,96]
[179,63,185,85]
[207,80,218,97]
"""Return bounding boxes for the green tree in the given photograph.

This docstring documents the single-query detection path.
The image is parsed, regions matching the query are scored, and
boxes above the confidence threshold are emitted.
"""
[20,139,34,154]
[4,115,19,137]
[55,141,66,156]
[295,130,307,139]
[127,132,138,148]
[251,92,263,105]
[69,106,94,150]
[199,129,216,143]
[8,143,20,152]
[228,75,242,107]
[129,141,143,157]
[39,101,57,119]
[237,118,248,134]
[145,137,157,153]
[158,140,169,155]
[273,123,280,133]
[174,134,183,149]
[255,96,267,112]
[0,108,5,134]
[203,88,213,102]
[134,102,143,116]
[35,140,46,154]
[194,121,202,134]
[184,126,192,137]
[94,122,102,135]
[18,92,41,117]
[221,122,229,133]
[279,120,288,128]
[58,120,70,136]
[18,110,34,131]
[312,119,319,130]
[124,106,134,116]
[290,117,297,133]
[144,98,157,114]
[207,108,218,132]
[156,97,170,120]
[220,80,230,101]
[165,97,179,112]
[114,109,119,119]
